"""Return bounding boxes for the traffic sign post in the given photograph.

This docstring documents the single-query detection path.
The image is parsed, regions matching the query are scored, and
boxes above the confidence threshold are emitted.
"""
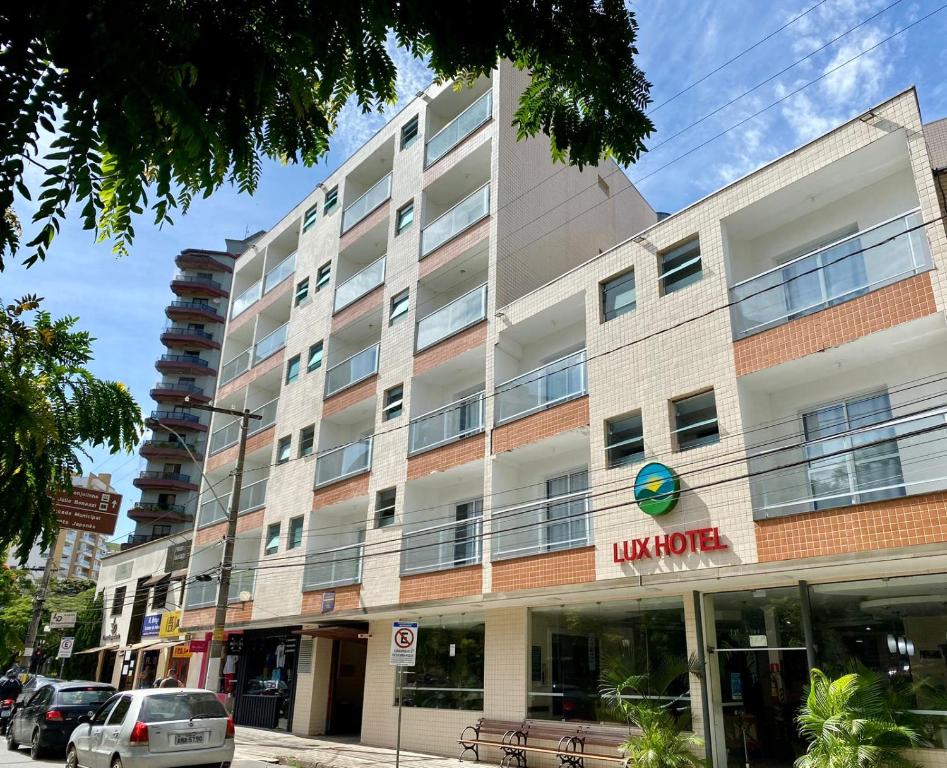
[390,621,418,768]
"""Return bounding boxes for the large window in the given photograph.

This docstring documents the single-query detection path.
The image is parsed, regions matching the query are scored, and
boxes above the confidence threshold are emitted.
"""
[398,614,484,710]
[528,598,689,723]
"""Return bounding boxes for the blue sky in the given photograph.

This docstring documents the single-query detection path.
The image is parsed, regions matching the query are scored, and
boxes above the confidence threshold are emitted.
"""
[3,0,947,543]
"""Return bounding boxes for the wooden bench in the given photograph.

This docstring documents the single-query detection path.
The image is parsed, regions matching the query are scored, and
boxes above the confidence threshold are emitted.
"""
[459,718,629,768]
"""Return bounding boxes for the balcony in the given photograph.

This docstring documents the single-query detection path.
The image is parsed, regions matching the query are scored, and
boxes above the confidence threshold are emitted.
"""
[492,489,591,561]
[416,284,487,351]
[155,354,215,376]
[426,90,492,167]
[401,514,482,575]
[198,477,269,527]
[495,349,587,425]
[120,533,167,551]
[128,502,191,523]
[209,398,278,454]
[133,471,199,492]
[252,323,287,364]
[149,381,209,403]
[160,326,219,349]
[139,439,203,461]
[170,274,229,298]
[231,280,262,319]
[145,409,207,432]
[334,255,386,313]
[314,437,373,487]
[421,184,490,257]
[302,539,364,590]
[263,252,296,294]
[409,392,484,455]
[220,350,250,386]
[324,343,379,398]
[175,249,233,273]
[166,301,224,323]
[730,211,931,339]
[342,172,392,234]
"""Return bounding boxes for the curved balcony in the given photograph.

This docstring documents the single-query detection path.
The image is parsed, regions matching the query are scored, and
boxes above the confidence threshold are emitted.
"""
[139,439,203,462]
[165,301,225,324]
[132,471,199,492]
[170,274,230,299]
[160,326,220,350]
[145,409,209,433]
[155,354,216,377]
[127,502,193,524]
[175,249,234,273]
[149,381,210,404]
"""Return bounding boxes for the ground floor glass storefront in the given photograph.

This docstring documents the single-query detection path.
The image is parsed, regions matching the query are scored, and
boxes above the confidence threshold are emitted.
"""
[231,627,301,731]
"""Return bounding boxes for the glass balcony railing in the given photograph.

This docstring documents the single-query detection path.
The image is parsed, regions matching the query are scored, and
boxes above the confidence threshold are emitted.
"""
[730,210,931,339]
[198,477,269,527]
[173,275,225,292]
[409,392,485,455]
[263,252,296,294]
[401,514,483,575]
[162,326,214,341]
[334,255,386,312]
[492,490,591,561]
[151,382,204,396]
[231,280,262,318]
[315,437,373,487]
[252,323,287,364]
[168,301,222,318]
[494,349,587,425]
[158,354,209,368]
[220,350,250,385]
[147,410,200,425]
[184,579,216,608]
[209,398,278,453]
[416,284,487,351]
[137,470,192,484]
[303,539,364,590]
[425,90,493,167]
[324,343,380,397]
[747,403,947,520]
[421,184,490,257]
[341,173,392,233]
[227,569,257,602]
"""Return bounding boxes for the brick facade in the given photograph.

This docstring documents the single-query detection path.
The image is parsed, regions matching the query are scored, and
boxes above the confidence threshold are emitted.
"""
[313,472,370,509]
[407,433,485,480]
[332,285,384,332]
[491,396,590,454]
[400,565,483,603]
[419,217,490,279]
[181,601,253,630]
[206,425,275,472]
[413,322,486,376]
[301,583,362,614]
[490,546,596,593]
[323,375,378,418]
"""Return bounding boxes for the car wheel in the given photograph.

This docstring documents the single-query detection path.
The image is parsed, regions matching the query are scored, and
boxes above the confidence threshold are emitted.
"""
[6,725,18,750]
[29,729,44,759]
[66,746,79,768]
[110,756,123,768]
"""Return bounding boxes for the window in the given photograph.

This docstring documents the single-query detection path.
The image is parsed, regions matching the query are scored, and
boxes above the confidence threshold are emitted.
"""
[401,116,419,150]
[299,425,315,457]
[303,203,318,232]
[91,696,119,726]
[152,577,169,610]
[383,384,404,421]
[544,469,589,551]
[601,269,636,322]
[528,598,689,723]
[286,354,301,384]
[396,201,414,234]
[276,436,292,464]
[307,341,324,372]
[324,186,338,214]
[265,523,280,555]
[106,696,133,726]
[398,615,484,710]
[673,390,719,450]
[375,488,396,528]
[316,262,331,292]
[111,586,126,615]
[294,278,309,306]
[659,238,702,295]
[389,290,409,325]
[288,516,304,550]
[605,412,644,468]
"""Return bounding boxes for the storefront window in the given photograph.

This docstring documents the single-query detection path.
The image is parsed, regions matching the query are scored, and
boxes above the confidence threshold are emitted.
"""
[810,574,947,748]
[528,598,690,723]
[398,614,484,711]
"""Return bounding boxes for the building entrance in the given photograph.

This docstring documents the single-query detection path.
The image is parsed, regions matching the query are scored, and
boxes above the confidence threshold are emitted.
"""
[327,639,367,735]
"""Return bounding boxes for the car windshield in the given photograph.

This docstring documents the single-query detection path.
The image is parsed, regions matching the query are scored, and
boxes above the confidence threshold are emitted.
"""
[58,688,114,706]
[141,692,227,723]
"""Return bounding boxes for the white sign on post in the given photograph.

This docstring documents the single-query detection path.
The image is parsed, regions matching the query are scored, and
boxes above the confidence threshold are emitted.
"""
[390,621,418,666]
[50,611,77,629]
[57,637,75,659]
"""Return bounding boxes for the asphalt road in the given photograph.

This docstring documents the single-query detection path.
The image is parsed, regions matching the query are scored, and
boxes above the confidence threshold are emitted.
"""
[0,742,268,768]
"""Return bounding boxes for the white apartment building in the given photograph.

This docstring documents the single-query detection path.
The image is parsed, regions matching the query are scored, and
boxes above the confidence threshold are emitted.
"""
[179,71,947,768]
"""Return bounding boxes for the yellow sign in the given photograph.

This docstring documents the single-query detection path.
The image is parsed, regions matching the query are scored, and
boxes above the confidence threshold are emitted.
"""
[159,611,181,638]
[212,628,225,641]
[172,645,192,659]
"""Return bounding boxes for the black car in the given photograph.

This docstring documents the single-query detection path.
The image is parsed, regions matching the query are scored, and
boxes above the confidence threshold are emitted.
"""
[6,681,115,759]
[16,675,62,705]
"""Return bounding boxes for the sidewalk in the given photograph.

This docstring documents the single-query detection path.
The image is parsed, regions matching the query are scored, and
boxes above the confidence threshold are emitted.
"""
[235,727,463,768]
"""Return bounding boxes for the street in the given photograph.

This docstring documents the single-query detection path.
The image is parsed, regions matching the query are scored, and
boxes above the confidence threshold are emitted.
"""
[0,744,270,768]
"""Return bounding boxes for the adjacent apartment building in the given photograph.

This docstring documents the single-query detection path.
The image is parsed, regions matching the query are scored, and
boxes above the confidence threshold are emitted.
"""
[173,70,947,768]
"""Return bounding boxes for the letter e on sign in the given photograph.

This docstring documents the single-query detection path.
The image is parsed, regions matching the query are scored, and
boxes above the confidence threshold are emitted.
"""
[389,621,418,666]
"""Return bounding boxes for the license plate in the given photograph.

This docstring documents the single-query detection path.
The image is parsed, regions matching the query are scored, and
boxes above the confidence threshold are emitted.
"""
[174,733,205,746]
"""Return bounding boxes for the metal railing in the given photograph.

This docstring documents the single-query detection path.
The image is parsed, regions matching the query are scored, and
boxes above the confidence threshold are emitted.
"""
[334,255,386,312]
[425,90,493,166]
[416,283,487,351]
[421,184,490,256]
[139,439,202,454]
[730,210,931,338]
[198,477,269,527]
[314,437,373,487]
[492,490,592,560]
[401,515,483,575]
[303,539,364,589]
[409,392,485,455]
[161,326,214,341]
[342,172,392,233]
[252,323,287,364]
[231,279,263,318]
[494,349,587,424]
[158,354,209,367]
[263,252,296,294]
[131,502,187,514]
[324,343,379,397]
[167,301,221,318]
[147,410,200,424]
[136,470,192,484]
[220,350,251,384]
[209,398,278,453]
[150,382,204,396]
[172,275,225,292]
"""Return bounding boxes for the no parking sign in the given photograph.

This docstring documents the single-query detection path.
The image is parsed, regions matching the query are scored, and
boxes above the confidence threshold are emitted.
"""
[389,621,418,666]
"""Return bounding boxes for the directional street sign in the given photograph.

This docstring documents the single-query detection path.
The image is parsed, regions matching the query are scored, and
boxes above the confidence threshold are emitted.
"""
[57,637,75,659]
[389,621,418,666]
[53,488,121,535]
[50,611,77,629]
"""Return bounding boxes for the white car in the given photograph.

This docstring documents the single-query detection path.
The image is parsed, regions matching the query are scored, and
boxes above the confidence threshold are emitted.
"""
[66,688,234,768]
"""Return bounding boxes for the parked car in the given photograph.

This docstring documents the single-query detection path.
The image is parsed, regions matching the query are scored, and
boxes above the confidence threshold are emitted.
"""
[17,675,63,705]
[6,681,115,758]
[65,688,234,768]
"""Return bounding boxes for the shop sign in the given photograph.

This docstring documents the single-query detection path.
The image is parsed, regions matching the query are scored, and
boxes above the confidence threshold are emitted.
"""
[226,634,244,655]
[188,639,208,654]
[50,611,77,629]
[142,614,162,637]
[390,621,418,666]
[612,526,728,563]
[159,611,182,638]
[633,462,680,517]
[172,645,192,659]
[101,617,121,644]
[321,591,335,614]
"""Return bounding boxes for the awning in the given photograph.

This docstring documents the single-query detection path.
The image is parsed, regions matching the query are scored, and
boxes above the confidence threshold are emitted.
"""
[301,622,369,640]
[125,639,163,652]
[143,573,170,587]
[170,568,188,581]
[74,644,118,655]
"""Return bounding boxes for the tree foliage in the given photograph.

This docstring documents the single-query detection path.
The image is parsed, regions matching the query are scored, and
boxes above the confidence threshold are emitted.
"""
[0,0,653,268]
[0,296,142,561]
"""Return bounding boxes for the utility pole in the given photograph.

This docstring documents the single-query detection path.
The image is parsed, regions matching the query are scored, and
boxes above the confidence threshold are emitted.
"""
[185,399,261,694]
[21,530,60,671]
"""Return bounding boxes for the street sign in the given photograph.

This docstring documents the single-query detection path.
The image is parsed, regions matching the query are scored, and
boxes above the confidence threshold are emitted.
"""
[57,637,75,659]
[159,611,181,638]
[53,488,121,535]
[389,621,418,666]
[50,611,77,629]
[142,614,162,637]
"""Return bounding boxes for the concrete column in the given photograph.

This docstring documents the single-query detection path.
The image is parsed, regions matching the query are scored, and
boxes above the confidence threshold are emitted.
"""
[484,606,527,719]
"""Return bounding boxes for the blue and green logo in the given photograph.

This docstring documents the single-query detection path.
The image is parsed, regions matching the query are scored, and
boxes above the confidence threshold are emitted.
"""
[633,462,680,517]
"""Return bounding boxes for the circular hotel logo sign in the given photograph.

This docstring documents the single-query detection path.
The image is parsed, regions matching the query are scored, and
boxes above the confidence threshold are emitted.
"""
[633,462,680,517]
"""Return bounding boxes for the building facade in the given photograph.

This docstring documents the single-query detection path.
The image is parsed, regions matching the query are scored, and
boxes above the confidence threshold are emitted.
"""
[180,75,947,768]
